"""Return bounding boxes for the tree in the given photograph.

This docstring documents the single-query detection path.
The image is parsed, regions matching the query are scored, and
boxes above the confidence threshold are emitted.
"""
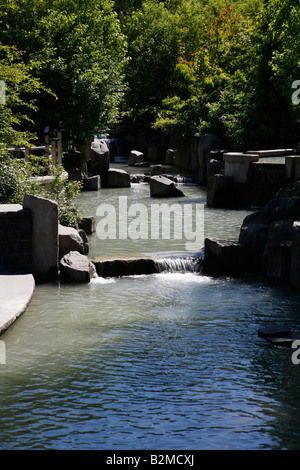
[0,43,47,150]
[0,0,128,145]
[122,0,264,146]
[154,6,258,150]
[244,0,300,148]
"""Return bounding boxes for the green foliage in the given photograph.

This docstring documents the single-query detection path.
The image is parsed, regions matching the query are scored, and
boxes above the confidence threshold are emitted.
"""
[0,155,82,227]
[0,0,128,144]
[0,43,48,150]
[244,0,300,148]
[154,6,257,149]
[0,155,34,204]
[38,165,83,227]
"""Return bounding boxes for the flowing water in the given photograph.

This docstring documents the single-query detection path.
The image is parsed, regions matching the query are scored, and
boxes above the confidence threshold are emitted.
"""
[1,168,300,450]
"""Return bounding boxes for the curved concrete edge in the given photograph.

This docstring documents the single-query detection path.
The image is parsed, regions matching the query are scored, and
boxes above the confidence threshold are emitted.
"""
[0,274,35,334]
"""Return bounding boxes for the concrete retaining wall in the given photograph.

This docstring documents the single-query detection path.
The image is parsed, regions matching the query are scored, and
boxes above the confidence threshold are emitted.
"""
[0,204,32,273]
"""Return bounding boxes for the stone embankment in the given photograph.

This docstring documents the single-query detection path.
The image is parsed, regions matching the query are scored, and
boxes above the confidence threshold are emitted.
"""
[203,194,300,290]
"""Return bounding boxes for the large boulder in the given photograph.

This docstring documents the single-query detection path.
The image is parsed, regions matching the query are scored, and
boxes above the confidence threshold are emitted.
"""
[239,197,300,272]
[149,175,185,198]
[107,168,131,188]
[128,150,144,166]
[60,251,93,282]
[202,238,246,276]
[58,224,89,258]
[89,139,110,187]
[23,194,59,281]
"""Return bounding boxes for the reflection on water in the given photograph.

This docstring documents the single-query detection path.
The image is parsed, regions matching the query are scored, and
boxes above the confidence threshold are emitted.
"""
[1,176,300,450]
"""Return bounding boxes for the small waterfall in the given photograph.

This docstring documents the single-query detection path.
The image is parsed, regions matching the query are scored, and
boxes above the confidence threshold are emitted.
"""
[154,256,202,274]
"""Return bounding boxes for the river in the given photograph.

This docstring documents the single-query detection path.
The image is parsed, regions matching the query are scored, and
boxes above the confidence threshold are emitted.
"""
[0,168,300,450]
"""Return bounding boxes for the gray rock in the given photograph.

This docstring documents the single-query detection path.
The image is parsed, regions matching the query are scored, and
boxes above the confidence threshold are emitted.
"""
[23,194,59,281]
[149,175,185,198]
[82,175,101,191]
[202,238,245,276]
[128,150,143,166]
[60,251,92,282]
[77,229,89,254]
[58,224,88,259]
[90,139,110,186]
[107,168,131,188]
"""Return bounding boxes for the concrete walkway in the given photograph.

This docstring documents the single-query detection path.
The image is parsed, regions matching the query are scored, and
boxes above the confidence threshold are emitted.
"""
[0,274,35,334]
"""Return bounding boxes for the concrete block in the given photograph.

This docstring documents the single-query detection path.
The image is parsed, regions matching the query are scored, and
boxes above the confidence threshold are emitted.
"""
[23,194,59,281]
[128,150,143,166]
[223,152,258,183]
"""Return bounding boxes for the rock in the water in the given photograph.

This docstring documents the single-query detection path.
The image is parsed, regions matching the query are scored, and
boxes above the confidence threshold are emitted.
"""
[90,139,110,186]
[82,175,101,191]
[202,238,245,276]
[128,150,144,166]
[60,251,92,282]
[258,325,292,339]
[59,224,88,258]
[107,168,131,188]
[23,194,59,281]
[149,175,185,198]
[258,325,300,348]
